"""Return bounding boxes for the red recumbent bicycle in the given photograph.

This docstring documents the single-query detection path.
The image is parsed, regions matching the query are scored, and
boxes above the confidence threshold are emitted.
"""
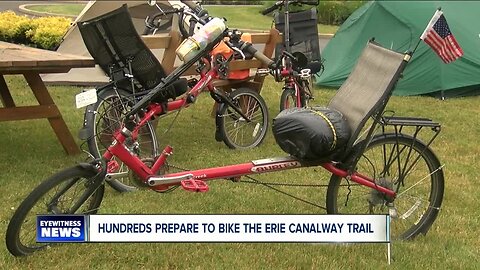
[77,3,269,192]
[6,12,444,257]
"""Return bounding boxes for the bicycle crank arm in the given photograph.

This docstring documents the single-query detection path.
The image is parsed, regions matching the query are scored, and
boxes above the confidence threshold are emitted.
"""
[148,174,194,186]
[105,172,129,181]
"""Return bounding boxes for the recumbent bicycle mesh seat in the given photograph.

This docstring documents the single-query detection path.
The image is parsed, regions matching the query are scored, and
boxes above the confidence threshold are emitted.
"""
[78,4,187,102]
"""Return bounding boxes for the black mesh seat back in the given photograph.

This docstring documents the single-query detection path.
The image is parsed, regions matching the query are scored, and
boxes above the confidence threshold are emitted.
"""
[327,42,405,147]
[78,5,166,90]
[275,8,321,62]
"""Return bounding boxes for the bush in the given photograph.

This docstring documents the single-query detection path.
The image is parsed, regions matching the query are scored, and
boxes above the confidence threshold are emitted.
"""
[0,11,33,44]
[317,1,365,25]
[203,0,264,5]
[260,0,365,25]
[0,11,71,50]
[26,17,71,50]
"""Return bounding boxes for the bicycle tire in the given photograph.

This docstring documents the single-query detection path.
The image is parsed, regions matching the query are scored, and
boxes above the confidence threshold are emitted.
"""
[84,88,158,192]
[218,88,269,149]
[6,165,105,256]
[279,87,305,111]
[326,134,444,240]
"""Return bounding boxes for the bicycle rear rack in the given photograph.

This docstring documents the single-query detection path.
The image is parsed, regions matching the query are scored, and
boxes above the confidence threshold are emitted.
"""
[380,115,441,149]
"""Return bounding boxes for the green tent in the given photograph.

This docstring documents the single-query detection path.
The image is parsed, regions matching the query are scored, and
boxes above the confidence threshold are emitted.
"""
[316,1,480,97]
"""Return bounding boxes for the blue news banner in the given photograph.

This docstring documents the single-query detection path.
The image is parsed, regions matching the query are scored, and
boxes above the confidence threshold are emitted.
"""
[37,215,390,243]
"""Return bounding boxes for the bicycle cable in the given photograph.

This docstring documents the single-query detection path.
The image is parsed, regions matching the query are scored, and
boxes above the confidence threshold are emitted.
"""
[167,163,328,211]
[241,175,327,211]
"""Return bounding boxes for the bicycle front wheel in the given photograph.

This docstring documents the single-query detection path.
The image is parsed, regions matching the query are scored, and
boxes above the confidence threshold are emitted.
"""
[218,88,269,149]
[6,165,105,256]
[279,87,305,111]
[85,88,158,192]
[326,134,444,240]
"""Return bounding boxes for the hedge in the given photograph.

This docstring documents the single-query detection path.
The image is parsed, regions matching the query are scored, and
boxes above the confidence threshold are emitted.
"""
[317,1,365,25]
[261,1,366,25]
[203,0,263,4]
[0,11,71,50]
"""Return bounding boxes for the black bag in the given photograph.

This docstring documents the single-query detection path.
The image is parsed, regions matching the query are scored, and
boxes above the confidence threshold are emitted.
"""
[274,8,321,63]
[272,107,351,160]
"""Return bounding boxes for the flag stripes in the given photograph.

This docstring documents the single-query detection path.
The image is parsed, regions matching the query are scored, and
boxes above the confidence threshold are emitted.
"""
[420,10,463,64]
[423,29,463,63]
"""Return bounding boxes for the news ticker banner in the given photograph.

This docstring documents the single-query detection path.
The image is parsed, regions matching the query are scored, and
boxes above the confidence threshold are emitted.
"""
[37,214,390,243]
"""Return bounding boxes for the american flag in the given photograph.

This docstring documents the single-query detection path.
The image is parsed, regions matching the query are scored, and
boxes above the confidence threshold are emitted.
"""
[420,10,463,63]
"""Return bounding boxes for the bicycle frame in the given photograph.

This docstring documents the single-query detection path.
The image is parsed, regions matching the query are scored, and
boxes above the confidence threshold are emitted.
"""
[267,0,319,109]
[131,59,254,133]
[275,56,313,109]
[153,62,216,115]
[103,104,396,198]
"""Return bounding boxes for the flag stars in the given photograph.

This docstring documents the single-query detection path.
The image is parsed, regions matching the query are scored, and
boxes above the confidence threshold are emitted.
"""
[433,16,452,38]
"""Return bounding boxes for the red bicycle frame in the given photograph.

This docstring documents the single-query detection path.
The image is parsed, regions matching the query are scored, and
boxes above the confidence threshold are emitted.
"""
[139,62,218,126]
[103,102,397,198]
[278,55,312,109]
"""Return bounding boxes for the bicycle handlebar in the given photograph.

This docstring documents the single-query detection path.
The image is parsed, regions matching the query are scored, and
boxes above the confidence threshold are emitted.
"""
[180,0,197,12]
[260,0,318,15]
[261,1,282,15]
[143,8,182,35]
[246,45,274,67]
[223,30,275,68]
[144,1,209,38]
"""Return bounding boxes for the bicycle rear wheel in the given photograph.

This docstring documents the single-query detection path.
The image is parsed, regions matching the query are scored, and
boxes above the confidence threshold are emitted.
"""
[84,88,158,192]
[326,134,444,240]
[217,87,269,149]
[6,165,104,256]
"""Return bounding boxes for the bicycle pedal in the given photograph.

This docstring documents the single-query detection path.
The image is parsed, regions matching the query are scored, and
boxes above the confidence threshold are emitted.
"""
[107,160,120,173]
[181,180,209,192]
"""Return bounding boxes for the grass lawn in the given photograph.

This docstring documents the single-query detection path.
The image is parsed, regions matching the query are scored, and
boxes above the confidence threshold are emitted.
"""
[26,4,86,16]
[1,74,479,269]
[207,5,338,34]
[24,4,338,34]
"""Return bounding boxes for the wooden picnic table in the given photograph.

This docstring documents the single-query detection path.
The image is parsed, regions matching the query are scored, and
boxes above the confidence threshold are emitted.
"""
[0,41,95,155]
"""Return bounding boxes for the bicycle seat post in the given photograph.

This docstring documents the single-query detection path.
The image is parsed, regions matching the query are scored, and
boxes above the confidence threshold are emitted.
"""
[284,0,291,53]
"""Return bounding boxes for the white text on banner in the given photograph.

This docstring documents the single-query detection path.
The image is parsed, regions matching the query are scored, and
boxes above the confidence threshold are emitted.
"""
[88,215,389,243]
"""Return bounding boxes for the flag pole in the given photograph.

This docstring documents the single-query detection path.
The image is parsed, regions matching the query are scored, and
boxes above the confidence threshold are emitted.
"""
[411,7,442,55]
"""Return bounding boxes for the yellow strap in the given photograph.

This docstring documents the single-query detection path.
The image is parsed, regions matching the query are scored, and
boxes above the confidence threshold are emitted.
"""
[311,110,337,151]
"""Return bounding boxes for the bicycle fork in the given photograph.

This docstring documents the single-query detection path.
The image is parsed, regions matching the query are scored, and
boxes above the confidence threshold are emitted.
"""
[212,88,253,142]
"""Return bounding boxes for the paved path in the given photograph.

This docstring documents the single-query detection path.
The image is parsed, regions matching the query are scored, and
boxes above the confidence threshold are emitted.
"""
[0,1,87,16]
[0,1,48,14]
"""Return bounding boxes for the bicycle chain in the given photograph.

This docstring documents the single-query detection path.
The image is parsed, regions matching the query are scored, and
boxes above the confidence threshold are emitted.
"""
[167,163,327,211]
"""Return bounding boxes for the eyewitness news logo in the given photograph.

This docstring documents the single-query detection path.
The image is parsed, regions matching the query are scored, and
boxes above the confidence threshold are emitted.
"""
[37,215,87,242]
